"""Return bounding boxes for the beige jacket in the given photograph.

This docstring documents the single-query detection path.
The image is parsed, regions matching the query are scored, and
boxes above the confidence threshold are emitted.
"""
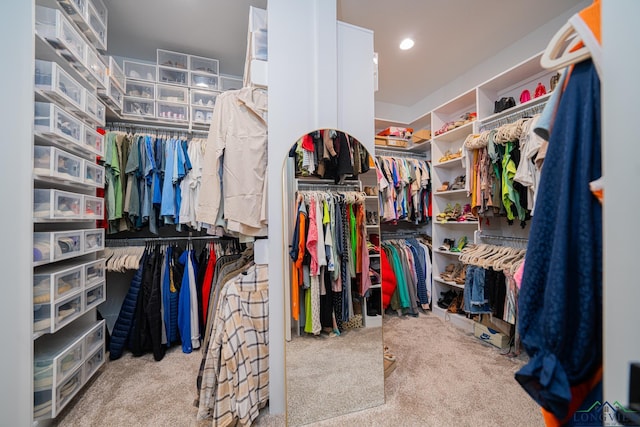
[196,87,268,236]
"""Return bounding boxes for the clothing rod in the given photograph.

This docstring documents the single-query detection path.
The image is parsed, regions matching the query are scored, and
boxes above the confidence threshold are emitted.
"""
[297,185,362,191]
[105,235,226,246]
[375,149,428,159]
[106,121,209,135]
[477,233,529,243]
[479,102,546,131]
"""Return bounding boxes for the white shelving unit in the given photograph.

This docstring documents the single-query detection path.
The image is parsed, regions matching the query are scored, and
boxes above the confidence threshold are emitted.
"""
[32,0,107,421]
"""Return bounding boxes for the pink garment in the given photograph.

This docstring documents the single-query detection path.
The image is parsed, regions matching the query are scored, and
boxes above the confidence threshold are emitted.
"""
[306,199,319,275]
[514,259,525,289]
[360,223,371,296]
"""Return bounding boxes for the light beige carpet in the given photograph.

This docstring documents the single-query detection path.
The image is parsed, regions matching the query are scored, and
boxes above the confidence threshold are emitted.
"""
[55,313,543,426]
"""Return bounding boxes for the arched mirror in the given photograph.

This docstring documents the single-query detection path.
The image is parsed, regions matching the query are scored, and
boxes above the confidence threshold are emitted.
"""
[281,129,384,425]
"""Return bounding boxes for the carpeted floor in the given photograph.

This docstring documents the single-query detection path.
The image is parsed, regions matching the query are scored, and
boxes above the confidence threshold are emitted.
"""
[55,313,543,426]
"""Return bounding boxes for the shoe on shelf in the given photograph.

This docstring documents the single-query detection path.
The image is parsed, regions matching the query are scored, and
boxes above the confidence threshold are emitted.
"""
[450,236,468,253]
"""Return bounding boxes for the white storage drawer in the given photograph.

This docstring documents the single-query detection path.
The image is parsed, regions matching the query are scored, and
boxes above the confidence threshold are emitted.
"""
[33,263,83,305]
[84,161,105,188]
[85,0,107,51]
[158,66,188,86]
[33,189,82,220]
[157,101,188,121]
[98,79,124,111]
[84,281,105,310]
[107,56,125,91]
[85,49,107,87]
[54,293,83,330]
[57,0,87,21]
[83,125,104,156]
[83,195,104,220]
[83,228,105,253]
[190,55,219,75]
[190,72,218,91]
[84,259,105,287]
[84,344,105,380]
[123,97,155,118]
[83,90,106,125]
[34,60,83,109]
[84,320,105,354]
[125,80,155,99]
[33,146,84,183]
[219,76,243,91]
[34,388,53,420]
[34,338,83,390]
[190,89,219,107]
[55,365,82,414]
[33,303,53,335]
[157,84,188,103]
[123,60,156,82]
[88,0,107,27]
[36,6,86,66]
[157,49,188,70]
[33,230,83,264]
[191,106,213,124]
[35,102,83,147]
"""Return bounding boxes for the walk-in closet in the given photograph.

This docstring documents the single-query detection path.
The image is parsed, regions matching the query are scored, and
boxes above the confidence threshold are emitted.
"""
[2,0,639,426]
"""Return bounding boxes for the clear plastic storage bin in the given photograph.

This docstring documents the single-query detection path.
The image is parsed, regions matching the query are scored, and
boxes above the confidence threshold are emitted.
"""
[123,97,155,117]
[83,125,104,156]
[84,344,104,380]
[98,79,124,111]
[35,102,83,147]
[57,0,87,22]
[157,101,188,121]
[33,146,84,183]
[85,49,106,87]
[84,321,105,354]
[158,67,188,86]
[84,281,105,310]
[33,189,82,220]
[35,60,83,109]
[33,230,83,264]
[83,259,105,287]
[82,90,106,125]
[82,195,104,220]
[33,388,52,420]
[219,76,243,91]
[36,6,86,66]
[33,264,83,305]
[106,56,125,90]
[157,84,188,103]
[85,0,107,51]
[191,106,214,124]
[55,365,82,413]
[125,80,155,99]
[83,228,104,253]
[33,303,52,334]
[190,72,218,91]
[157,49,188,70]
[34,337,83,390]
[190,55,219,75]
[123,60,156,82]
[84,161,105,188]
[54,293,83,330]
[190,89,219,107]
[88,0,107,27]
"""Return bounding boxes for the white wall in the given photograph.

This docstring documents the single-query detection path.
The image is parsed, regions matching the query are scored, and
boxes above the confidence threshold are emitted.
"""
[0,1,34,425]
[602,0,640,407]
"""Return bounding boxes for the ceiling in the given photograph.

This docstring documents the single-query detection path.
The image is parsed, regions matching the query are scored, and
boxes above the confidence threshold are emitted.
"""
[104,0,585,116]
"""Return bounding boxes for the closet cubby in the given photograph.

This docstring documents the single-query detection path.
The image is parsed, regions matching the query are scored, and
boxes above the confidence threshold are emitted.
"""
[36,6,87,67]
[123,97,155,118]
[190,72,218,91]
[157,49,189,70]
[123,60,157,82]
[431,89,476,138]
[476,52,557,122]
[35,59,84,110]
[157,101,189,121]
[33,146,84,184]
[190,89,219,107]
[81,90,106,126]
[157,84,188,104]
[32,319,106,420]
[125,80,155,99]
[190,55,219,76]
[191,106,213,124]
[219,75,243,91]
[83,161,105,188]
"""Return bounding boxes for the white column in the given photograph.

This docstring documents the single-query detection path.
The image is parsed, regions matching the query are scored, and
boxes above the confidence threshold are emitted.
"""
[602,0,640,406]
[0,1,34,425]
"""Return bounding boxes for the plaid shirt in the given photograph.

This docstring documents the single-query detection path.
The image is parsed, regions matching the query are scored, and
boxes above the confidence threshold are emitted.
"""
[197,264,269,426]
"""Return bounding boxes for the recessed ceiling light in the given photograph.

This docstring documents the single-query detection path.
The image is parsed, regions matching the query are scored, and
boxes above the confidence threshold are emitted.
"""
[399,38,414,50]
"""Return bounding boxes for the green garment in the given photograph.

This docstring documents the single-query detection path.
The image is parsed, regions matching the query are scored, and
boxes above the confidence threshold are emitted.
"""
[388,245,410,308]
[501,141,526,222]
[104,132,123,221]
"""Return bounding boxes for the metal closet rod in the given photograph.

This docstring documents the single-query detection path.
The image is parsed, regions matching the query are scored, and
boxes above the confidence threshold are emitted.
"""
[479,102,547,131]
[376,149,428,159]
[106,121,209,136]
[297,184,362,191]
[106,235,227,247]
[477,233,529,243]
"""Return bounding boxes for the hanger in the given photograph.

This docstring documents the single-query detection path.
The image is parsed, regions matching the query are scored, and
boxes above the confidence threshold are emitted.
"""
[540,20,591,71]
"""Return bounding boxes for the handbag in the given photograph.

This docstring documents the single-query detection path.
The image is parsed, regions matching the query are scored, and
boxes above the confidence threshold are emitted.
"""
[520,89,531,104]
[494,97,515,114]
[534,82,547,98]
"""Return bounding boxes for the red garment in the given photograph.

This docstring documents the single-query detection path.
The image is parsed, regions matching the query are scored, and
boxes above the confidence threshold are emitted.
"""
[200,243,217,324]
[380,250,397,310]
[301,134,314,151]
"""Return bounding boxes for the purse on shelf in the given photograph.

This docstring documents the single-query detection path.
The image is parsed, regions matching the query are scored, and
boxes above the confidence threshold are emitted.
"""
[520,89,531,104]
[550,72,560,92]
[534,82,547,98]
[494,97,515,114]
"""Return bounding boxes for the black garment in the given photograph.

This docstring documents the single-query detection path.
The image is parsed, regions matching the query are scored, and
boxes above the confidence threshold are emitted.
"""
[334,132,354,179]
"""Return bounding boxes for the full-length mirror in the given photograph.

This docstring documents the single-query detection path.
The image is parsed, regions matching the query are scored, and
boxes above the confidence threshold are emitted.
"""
[282,129,384,426]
